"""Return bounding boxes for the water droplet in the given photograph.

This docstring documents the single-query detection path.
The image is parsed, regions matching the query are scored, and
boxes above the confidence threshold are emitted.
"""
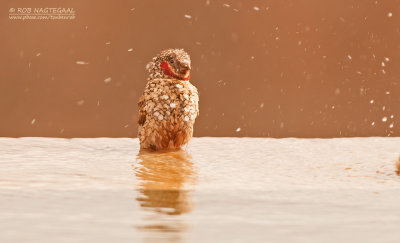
[104,77,112,83]
[76,100,85,106]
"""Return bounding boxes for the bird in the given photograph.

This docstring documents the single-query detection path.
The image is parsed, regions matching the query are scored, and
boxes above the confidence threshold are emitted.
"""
[137,49,199,151]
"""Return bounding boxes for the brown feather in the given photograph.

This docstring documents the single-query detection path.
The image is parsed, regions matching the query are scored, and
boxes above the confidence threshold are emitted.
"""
[137,95,146,125]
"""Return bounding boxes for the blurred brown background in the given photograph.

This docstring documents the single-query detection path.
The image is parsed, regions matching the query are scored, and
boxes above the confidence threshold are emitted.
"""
[1,0,399,138]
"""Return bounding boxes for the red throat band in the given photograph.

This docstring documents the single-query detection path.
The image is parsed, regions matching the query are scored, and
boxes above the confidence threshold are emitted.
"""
[161,61,190,81]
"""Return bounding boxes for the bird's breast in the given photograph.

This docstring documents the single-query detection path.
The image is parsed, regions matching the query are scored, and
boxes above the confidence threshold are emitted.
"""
[144,79,199,130]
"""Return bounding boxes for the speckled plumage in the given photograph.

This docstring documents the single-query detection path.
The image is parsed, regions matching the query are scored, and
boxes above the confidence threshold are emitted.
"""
[138,49,199,150]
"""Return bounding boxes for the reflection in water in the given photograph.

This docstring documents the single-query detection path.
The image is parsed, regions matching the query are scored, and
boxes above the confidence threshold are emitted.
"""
[134,149,196,241]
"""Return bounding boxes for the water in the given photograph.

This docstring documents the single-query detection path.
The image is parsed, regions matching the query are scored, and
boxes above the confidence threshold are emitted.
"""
[0,137,399,242]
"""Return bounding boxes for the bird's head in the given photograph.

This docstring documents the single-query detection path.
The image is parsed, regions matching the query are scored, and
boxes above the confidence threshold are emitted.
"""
[147,49,191,81]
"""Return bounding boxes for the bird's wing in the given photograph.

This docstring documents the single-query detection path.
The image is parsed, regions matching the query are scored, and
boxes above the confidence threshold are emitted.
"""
[137,94,146,125]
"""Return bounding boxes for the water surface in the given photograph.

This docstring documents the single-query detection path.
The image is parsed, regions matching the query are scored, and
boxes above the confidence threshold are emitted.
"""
[0,137,399,242]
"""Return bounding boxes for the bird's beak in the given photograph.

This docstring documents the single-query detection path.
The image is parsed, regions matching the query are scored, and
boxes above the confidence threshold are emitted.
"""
[179,60,191,74]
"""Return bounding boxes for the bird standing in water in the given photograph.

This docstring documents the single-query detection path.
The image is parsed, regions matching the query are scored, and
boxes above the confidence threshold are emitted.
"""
[138,49,199,150]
